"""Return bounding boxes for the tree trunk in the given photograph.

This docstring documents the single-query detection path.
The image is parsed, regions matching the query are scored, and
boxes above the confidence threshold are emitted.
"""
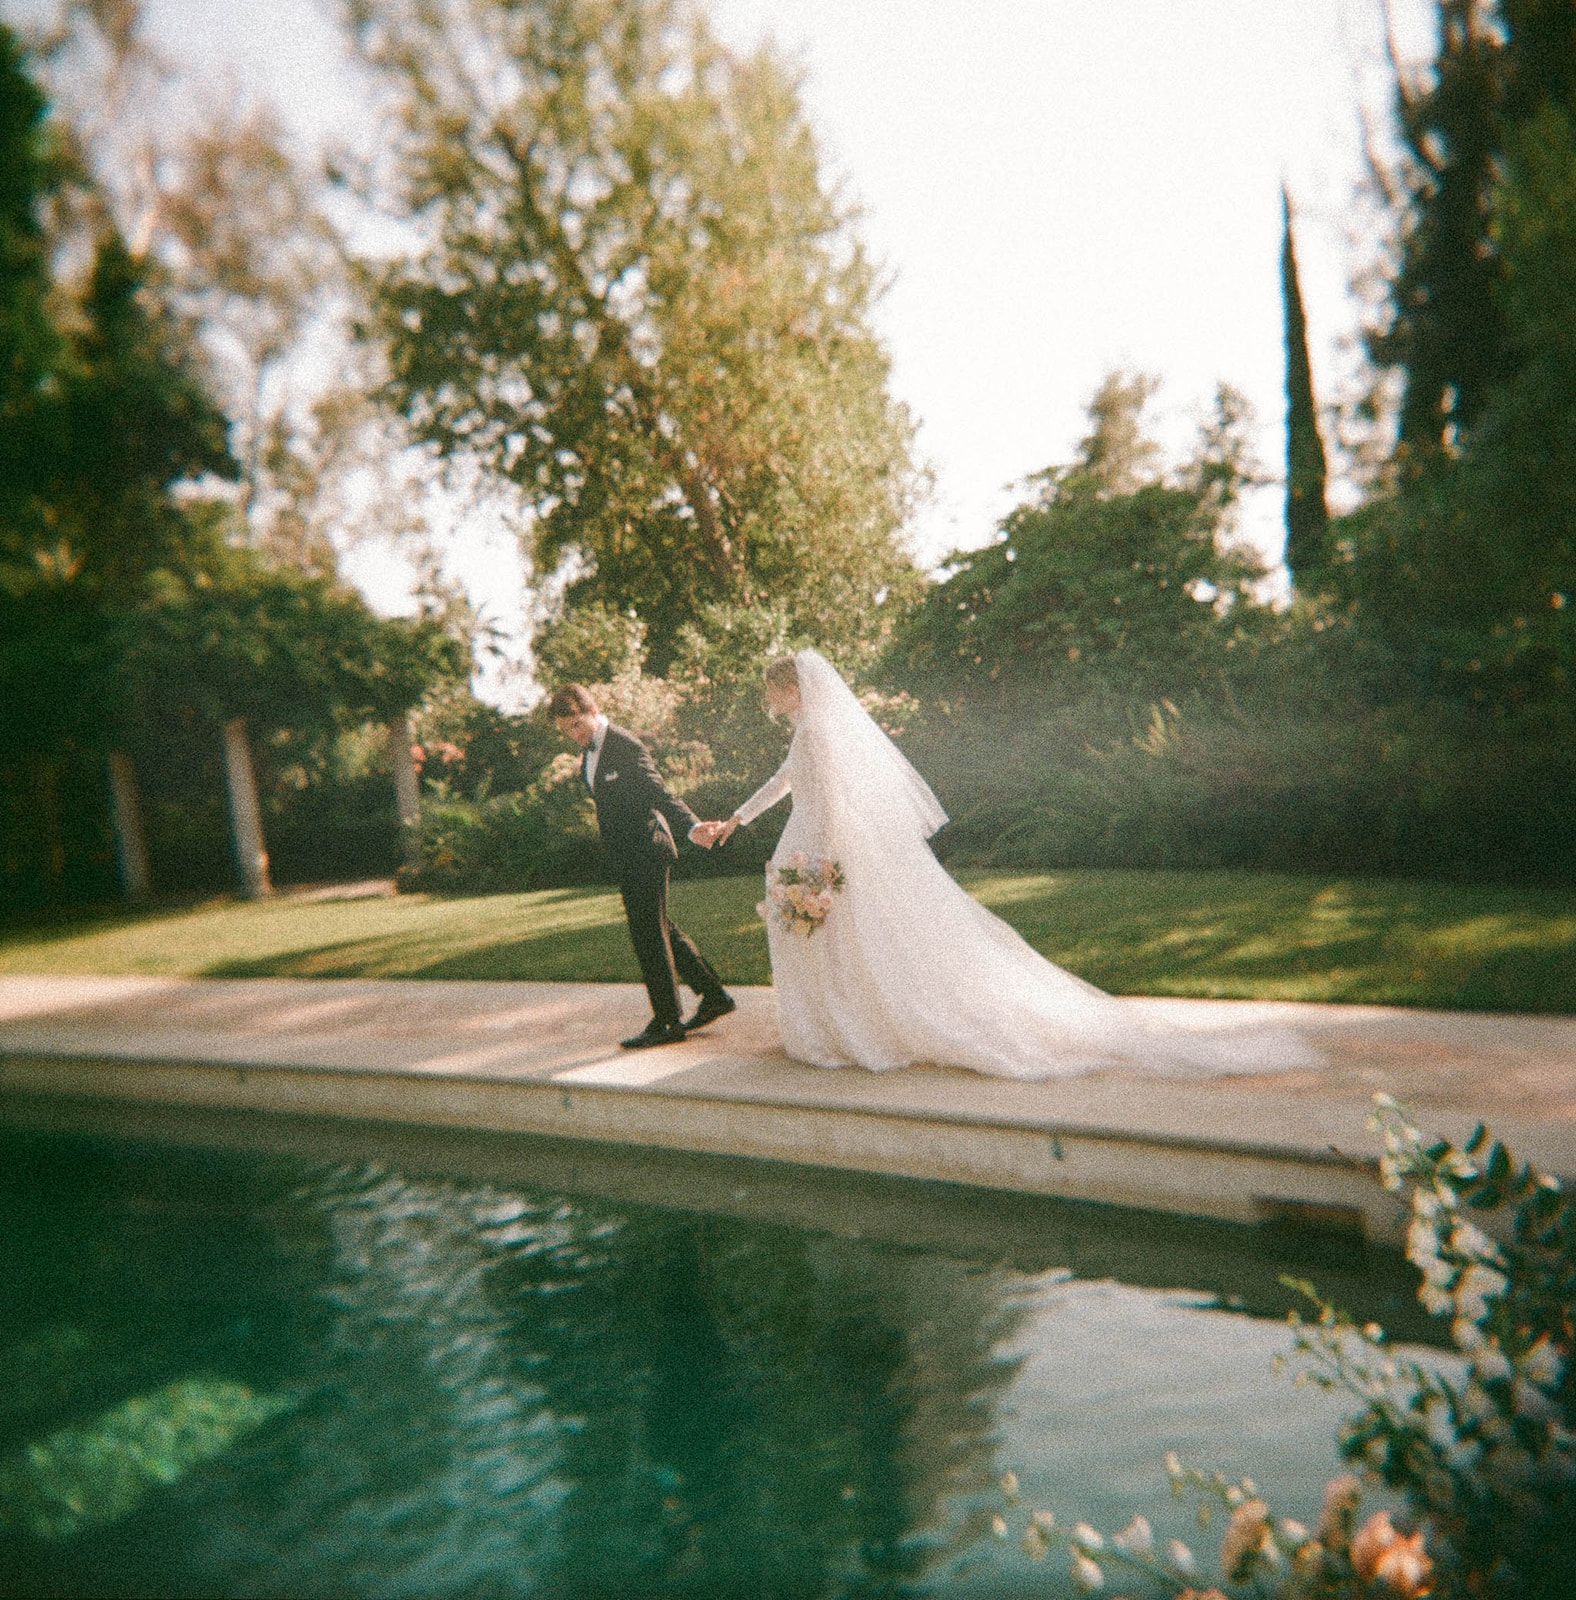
[106,749,152,904]
[386,717,422,872]
[31,755,65,901]
[221,717,273,899]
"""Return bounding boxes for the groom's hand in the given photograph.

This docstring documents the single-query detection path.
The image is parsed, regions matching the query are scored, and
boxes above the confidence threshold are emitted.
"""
[691,820,722,849]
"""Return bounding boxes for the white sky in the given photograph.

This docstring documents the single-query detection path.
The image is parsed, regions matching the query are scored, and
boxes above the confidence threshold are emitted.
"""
[16,0,1441,701]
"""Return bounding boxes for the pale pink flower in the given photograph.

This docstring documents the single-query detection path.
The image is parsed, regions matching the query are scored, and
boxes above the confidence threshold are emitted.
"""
[1219,1499,1270,1583]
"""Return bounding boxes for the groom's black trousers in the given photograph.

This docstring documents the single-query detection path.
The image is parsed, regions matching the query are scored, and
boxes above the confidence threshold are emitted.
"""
[619,861,725,1029]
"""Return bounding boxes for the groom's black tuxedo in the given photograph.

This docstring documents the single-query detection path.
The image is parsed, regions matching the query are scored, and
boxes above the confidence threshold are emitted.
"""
[585,724,727,1029]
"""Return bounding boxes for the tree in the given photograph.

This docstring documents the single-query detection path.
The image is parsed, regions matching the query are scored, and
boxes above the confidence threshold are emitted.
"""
[152,100,342,566]
[1331,3,1576,711]
[891,377,1268,700]
[23,0,428,586]
[1366,0,1576,465]
[0,24,63,562]
[349,0,924,669]
[1367,0,1508,461]
[1280,187,1329,586]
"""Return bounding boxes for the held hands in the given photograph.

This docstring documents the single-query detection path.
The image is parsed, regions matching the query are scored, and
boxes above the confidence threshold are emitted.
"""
[692,816,742,850]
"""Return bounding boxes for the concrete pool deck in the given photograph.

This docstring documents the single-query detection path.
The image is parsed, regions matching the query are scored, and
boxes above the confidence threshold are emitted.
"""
[2,974,1573,1242]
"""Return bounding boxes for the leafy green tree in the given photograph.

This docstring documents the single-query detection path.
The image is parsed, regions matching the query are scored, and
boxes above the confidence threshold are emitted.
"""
[1333,32,1576,715]
[350,0,924,669]
[0,223,237,771]
[891,377,1268,700]
[1367,0,1507,461]
[1370,100,1576,711]
[0,23,65,589]
[46,234,235,597]
[531,599,649,689]
[1366,0,1576,465]
[112,524,466,751]
[1280,187,1329,586]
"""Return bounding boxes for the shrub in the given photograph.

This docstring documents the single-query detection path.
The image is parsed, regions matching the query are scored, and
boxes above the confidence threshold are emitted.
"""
[903,695,1576,886]
[399,754,602,894]
[997,1098,1574,1599]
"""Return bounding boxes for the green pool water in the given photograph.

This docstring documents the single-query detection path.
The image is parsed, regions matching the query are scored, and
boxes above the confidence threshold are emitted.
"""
[0,1114,1436,1599]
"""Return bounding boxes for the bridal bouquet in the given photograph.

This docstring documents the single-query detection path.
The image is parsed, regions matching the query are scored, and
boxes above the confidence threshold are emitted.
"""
[758,853,846,936]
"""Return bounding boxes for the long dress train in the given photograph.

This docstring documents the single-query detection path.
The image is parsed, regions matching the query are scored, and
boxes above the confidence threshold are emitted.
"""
[734,651,1317,1081]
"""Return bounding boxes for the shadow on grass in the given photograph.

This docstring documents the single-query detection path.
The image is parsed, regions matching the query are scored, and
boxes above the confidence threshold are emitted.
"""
[964,870,1576,1011]
[202,924,640,984]
[1448,947,1576,1013]
[0,898,235,953]
[199,885,773,986]
[18,867,1571,1009]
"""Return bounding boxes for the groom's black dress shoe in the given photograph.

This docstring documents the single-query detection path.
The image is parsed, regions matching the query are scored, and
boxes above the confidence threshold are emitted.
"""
[684,992,737,1031]
[620,1020,688,1050]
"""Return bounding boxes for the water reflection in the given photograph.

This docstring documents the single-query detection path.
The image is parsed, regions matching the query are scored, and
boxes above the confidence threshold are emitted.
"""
[1,1379,294,1542]
[0,1133,1025,1599]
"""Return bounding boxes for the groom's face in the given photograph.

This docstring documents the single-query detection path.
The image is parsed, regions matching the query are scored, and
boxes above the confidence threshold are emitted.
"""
[554,712,599,748]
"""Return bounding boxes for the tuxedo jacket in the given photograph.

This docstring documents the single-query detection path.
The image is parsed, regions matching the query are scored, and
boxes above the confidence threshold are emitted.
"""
[585,724,702,875]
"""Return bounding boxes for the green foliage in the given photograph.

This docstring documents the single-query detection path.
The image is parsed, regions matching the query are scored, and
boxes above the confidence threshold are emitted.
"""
[0,24,64,566]
[409,692,565,803]
[904,688,1576,889]
[113,524,466,746]
[666,598,799,796]
[532,600,649,690]
[353,0,922,669]
[402,753,603,894]
[1282,1101,1575,1598]
[995,1101,1574,1599]
[892,377,1268,700]
[2,223,236,607]
[0,1378,295,1542]
[1368,0,1509,459]
[1329,95,1576,718]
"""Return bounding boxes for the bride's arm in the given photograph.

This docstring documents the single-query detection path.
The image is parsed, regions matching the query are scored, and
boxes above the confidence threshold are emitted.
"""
[721,757,792,839]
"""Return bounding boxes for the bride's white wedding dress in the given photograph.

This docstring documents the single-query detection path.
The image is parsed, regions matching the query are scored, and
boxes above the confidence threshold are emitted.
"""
[733,650,1316,1080]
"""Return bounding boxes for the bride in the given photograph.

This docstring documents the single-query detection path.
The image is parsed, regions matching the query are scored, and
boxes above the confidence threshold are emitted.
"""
[695,649,1313,1081]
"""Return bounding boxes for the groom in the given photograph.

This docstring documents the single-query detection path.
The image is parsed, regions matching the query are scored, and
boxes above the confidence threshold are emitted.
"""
[548,684,736,1049]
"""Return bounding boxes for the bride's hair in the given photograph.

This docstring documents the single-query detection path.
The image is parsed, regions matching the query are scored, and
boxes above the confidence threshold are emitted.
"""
[764,656,800,693]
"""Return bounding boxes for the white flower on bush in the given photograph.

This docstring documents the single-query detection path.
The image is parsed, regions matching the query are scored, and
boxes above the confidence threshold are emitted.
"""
[1522,1336,1564,1390]
[1453,1262,1509,1322]
[1512,1377,1554,1421]
[1450,1219,1497,1259]
[1069,1552,1103,1591]
[1111,1514,1151,1556]
[1461,1379,1499,1422]
[1453,1315,1488,1351]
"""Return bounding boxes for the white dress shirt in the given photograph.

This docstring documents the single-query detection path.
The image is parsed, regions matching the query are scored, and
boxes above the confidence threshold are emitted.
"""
[582,715,610,787]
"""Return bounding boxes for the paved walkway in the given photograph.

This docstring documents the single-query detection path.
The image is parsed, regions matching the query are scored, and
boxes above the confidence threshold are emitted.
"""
[2,975,1572,1241]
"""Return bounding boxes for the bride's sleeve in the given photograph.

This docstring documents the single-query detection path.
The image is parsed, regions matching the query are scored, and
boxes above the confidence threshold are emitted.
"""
[733,759,791,826]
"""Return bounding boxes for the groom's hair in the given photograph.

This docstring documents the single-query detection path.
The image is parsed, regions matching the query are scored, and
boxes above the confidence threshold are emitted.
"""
[547,684,599,718]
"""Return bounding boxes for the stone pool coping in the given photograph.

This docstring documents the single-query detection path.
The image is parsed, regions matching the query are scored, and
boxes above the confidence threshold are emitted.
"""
[2,975,1573,1242]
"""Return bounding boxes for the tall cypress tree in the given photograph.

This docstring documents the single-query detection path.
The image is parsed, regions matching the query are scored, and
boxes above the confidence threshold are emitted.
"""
[1280,187,1328,586]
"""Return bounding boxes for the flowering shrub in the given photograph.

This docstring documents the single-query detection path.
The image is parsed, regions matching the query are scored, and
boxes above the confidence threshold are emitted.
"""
[994,1095,1573,1599]
[400,751,601,893]
[757,853,846,936]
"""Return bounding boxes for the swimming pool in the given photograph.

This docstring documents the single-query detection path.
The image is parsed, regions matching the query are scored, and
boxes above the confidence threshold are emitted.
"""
[0,1111,1434,1598]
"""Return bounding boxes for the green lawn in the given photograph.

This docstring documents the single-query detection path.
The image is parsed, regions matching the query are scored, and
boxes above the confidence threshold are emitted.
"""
[3,869,1574,1012]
